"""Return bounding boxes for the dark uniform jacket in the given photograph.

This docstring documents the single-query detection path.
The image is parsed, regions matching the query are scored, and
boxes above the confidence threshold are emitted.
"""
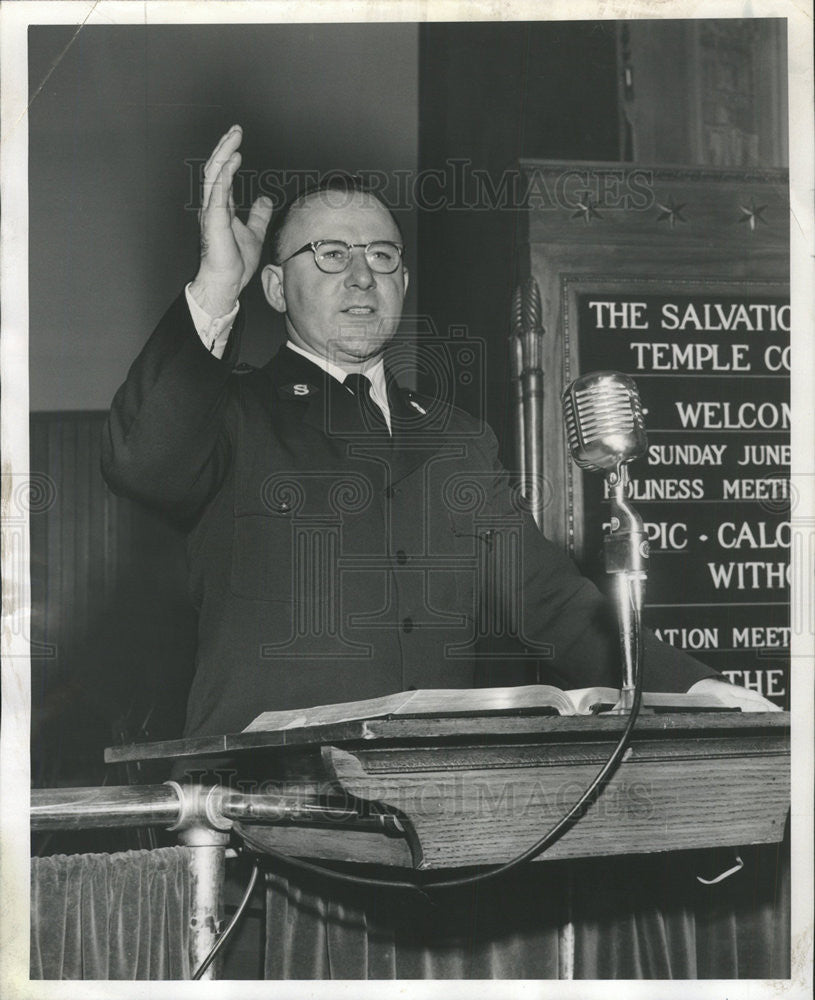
[102,293,717,741]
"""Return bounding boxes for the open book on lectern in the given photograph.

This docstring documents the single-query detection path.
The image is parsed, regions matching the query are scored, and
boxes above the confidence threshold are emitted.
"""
[243,684,734,734]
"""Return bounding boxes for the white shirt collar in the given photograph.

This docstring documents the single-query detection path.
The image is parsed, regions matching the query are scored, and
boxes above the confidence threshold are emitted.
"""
[285,340,391,429]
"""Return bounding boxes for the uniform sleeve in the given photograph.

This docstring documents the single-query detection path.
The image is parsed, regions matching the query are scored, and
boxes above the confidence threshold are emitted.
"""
[101,291,242,522]
[476,425,719,693]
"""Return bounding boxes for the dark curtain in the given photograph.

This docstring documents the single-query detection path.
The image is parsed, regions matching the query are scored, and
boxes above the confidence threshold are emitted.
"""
[570,842,790,978]
[28,840,789,980]
[262,842,790,980]
[30,847,192,980]
[264,863,563,979]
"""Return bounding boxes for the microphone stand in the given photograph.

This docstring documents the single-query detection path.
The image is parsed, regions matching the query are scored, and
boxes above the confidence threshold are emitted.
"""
[603,463,649,711]
[517,279,545,530]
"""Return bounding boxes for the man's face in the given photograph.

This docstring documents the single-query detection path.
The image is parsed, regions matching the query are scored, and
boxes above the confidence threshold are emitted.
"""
[262,191,409,367]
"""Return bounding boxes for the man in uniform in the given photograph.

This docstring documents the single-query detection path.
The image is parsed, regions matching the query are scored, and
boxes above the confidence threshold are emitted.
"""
[102,123,780,980]
[103,124,775,749]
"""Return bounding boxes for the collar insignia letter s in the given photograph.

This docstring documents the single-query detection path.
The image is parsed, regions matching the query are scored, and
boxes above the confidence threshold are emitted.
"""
[280,382,319,398]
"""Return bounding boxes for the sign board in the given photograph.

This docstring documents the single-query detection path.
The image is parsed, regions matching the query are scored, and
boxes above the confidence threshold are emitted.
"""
[516,162,790,704]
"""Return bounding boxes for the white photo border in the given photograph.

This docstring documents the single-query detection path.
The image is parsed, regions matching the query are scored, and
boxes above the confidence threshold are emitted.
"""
[2,2,812,998]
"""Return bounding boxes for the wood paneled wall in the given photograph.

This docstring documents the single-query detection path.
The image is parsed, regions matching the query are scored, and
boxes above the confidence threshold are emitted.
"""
[29,412,196,793]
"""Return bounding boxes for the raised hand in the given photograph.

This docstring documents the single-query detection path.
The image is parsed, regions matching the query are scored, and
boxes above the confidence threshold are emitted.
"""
[189,125,274,317]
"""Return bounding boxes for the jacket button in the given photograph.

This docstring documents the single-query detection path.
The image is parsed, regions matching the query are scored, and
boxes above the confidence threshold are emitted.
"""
[402,617,414,633]
[396,549,407,565]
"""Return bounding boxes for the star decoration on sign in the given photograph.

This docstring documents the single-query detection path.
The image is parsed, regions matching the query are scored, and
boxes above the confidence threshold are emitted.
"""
[570,198,603,224]
[738,199,768,231]
[656,198,687,228]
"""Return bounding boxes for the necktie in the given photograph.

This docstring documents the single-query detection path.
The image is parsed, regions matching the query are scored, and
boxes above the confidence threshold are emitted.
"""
[343,373,389,434]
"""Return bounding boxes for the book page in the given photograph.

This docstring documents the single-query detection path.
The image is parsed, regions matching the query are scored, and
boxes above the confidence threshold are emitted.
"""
[393,684,571,717]
[244,685,574,731]
[243,690,417,732]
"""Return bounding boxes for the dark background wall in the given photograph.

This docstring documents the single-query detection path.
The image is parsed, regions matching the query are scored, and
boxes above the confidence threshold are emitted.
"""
[28,23,419,411]
[417,21,620,448]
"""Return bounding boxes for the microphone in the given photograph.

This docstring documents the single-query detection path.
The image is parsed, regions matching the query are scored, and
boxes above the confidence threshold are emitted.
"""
[561,371,647,475]
[561,370,649,710]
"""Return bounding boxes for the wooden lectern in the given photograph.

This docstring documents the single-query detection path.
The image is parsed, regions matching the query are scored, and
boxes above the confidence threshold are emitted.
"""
[107,710,789,870]
[98,707,792,977]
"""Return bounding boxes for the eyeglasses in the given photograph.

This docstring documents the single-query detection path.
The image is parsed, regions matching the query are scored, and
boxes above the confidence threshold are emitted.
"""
[277,240,405,274]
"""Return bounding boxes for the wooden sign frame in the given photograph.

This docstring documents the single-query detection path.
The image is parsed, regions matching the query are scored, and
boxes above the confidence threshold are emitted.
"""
[514,160,789,550]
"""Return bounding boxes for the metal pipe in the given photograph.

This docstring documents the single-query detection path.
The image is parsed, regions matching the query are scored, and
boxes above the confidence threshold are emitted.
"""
[509,287,526,487]
[521,347,544,528]
[178,825,229,980]
[216,789,404,834]
[517,278,545,530]
[29,783,401,835]
[30,784,181,830]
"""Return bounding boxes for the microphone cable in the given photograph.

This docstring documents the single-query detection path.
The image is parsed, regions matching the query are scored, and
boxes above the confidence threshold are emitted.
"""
[191,858,260,980]
[235,634,646,896]
[189,627,645,978]
[190,365,652,974]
